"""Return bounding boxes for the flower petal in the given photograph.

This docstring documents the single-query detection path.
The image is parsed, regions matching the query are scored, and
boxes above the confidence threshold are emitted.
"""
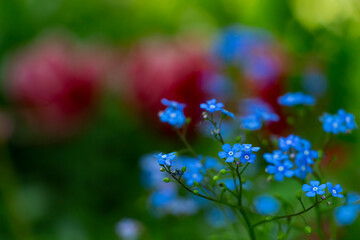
[306,191,316,197]
[225,156,234,163]
[310,180,320,187]
[218,151,227,159]
[222,144,232,152]
[302,184,312,192]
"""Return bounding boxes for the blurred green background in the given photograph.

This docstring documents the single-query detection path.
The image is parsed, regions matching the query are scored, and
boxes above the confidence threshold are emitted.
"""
[0,0,360,239]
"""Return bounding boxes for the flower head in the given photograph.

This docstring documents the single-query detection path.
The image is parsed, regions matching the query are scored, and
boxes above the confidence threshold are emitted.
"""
[266,159,294,181]
[240,144,260,164]
[278,92,315,107]
[278,134,301,152]
[159,99,186,128]
[296,139,318,164]
[221,109,235,119]
[327,182,344,198]
[218,143,242,163]
[302,181,326,197]
[200,99,224,113]
[154,152,177,167]
[240,115,262,131]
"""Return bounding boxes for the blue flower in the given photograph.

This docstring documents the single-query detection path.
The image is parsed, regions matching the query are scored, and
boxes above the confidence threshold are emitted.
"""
[200,99,224,113]
[240,144,260,164]
[335,205,359,226]
[159,99,186,128]
[266,159,294,181]
[218,143,242,163]
[296,139,318,164]
[278,134,301,152]
[263,150,288,164]
[176,157,205,186]
[278,92,315,107]
[161,98,186,110]
[320,109,356,134]
[338,109,357,130]
[294,157,312,179]
[302,181,326,197]
[221,109,235,119]
[115,218,142,239]
[334,192,360,226]
[327,183,344,198]
[241,98,279,122]
[240,115,262,130]
[154,152,177,167]
[254,195,280,215]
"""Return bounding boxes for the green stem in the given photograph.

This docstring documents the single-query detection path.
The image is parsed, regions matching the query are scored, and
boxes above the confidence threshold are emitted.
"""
[252,196,331,228]
[175,129,198,158]
[239,208,256,240]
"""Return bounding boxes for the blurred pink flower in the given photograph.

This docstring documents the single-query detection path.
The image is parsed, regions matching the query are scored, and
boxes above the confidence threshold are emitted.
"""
[5,35,110,136]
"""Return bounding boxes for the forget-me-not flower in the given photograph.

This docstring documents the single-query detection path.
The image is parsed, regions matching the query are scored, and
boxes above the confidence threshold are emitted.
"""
[302,181,326,197]
[327,182,344,198]
[240,144,260,164]
[278,92,315,107]
[266,159,294,181]
[200,99,224,113]
[154,152,177,167]
[218,143,242,163]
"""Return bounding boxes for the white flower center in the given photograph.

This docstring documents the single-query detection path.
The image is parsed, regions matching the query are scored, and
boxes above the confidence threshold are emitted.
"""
[244,155,250,160]
[278,166,284,172]
[170,113,177,118]
[286,140,292,145]
[210,104,216,109]
[290,153,296,158]
[313,187,318,191]
[304,150,309,155]
[301,166,306,171]
[332,189,337,194]
[274,154,279,159]
[333,122,338,128]
[228,151,234,156]
[162,155,167,159]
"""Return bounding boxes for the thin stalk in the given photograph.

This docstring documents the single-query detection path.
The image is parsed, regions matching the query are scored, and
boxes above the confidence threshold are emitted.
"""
[252,196,331,228]
[175,129,198,158]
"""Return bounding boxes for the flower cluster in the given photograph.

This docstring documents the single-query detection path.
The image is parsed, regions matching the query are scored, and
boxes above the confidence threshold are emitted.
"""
[264,134,318,181]
[159,99,186,128]
[320,109,357,134]
[218,143,260,164]
[239,98,279,130]
[302,181,343,198]
[278,92,315,107]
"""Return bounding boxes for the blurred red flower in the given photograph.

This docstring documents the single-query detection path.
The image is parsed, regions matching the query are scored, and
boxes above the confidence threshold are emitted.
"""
[5,35,110,137]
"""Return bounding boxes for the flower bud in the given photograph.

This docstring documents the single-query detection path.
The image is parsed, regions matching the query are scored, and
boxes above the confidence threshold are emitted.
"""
[267,175,274,182]
[235,136,242,142]
[265,216,273,221]
[235,161,241,166]
[321,195,326,200]
[327,201,331,205]
[193,190,199,195]
[160,167,165,172]
[213,175,219,181]
[304,226,312,234]
[296,191,302,200]
[202,112,208,119]
[181,166,187,172]
[163,178,170,183]
[220,169,227,175]
[186,118,192,124]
